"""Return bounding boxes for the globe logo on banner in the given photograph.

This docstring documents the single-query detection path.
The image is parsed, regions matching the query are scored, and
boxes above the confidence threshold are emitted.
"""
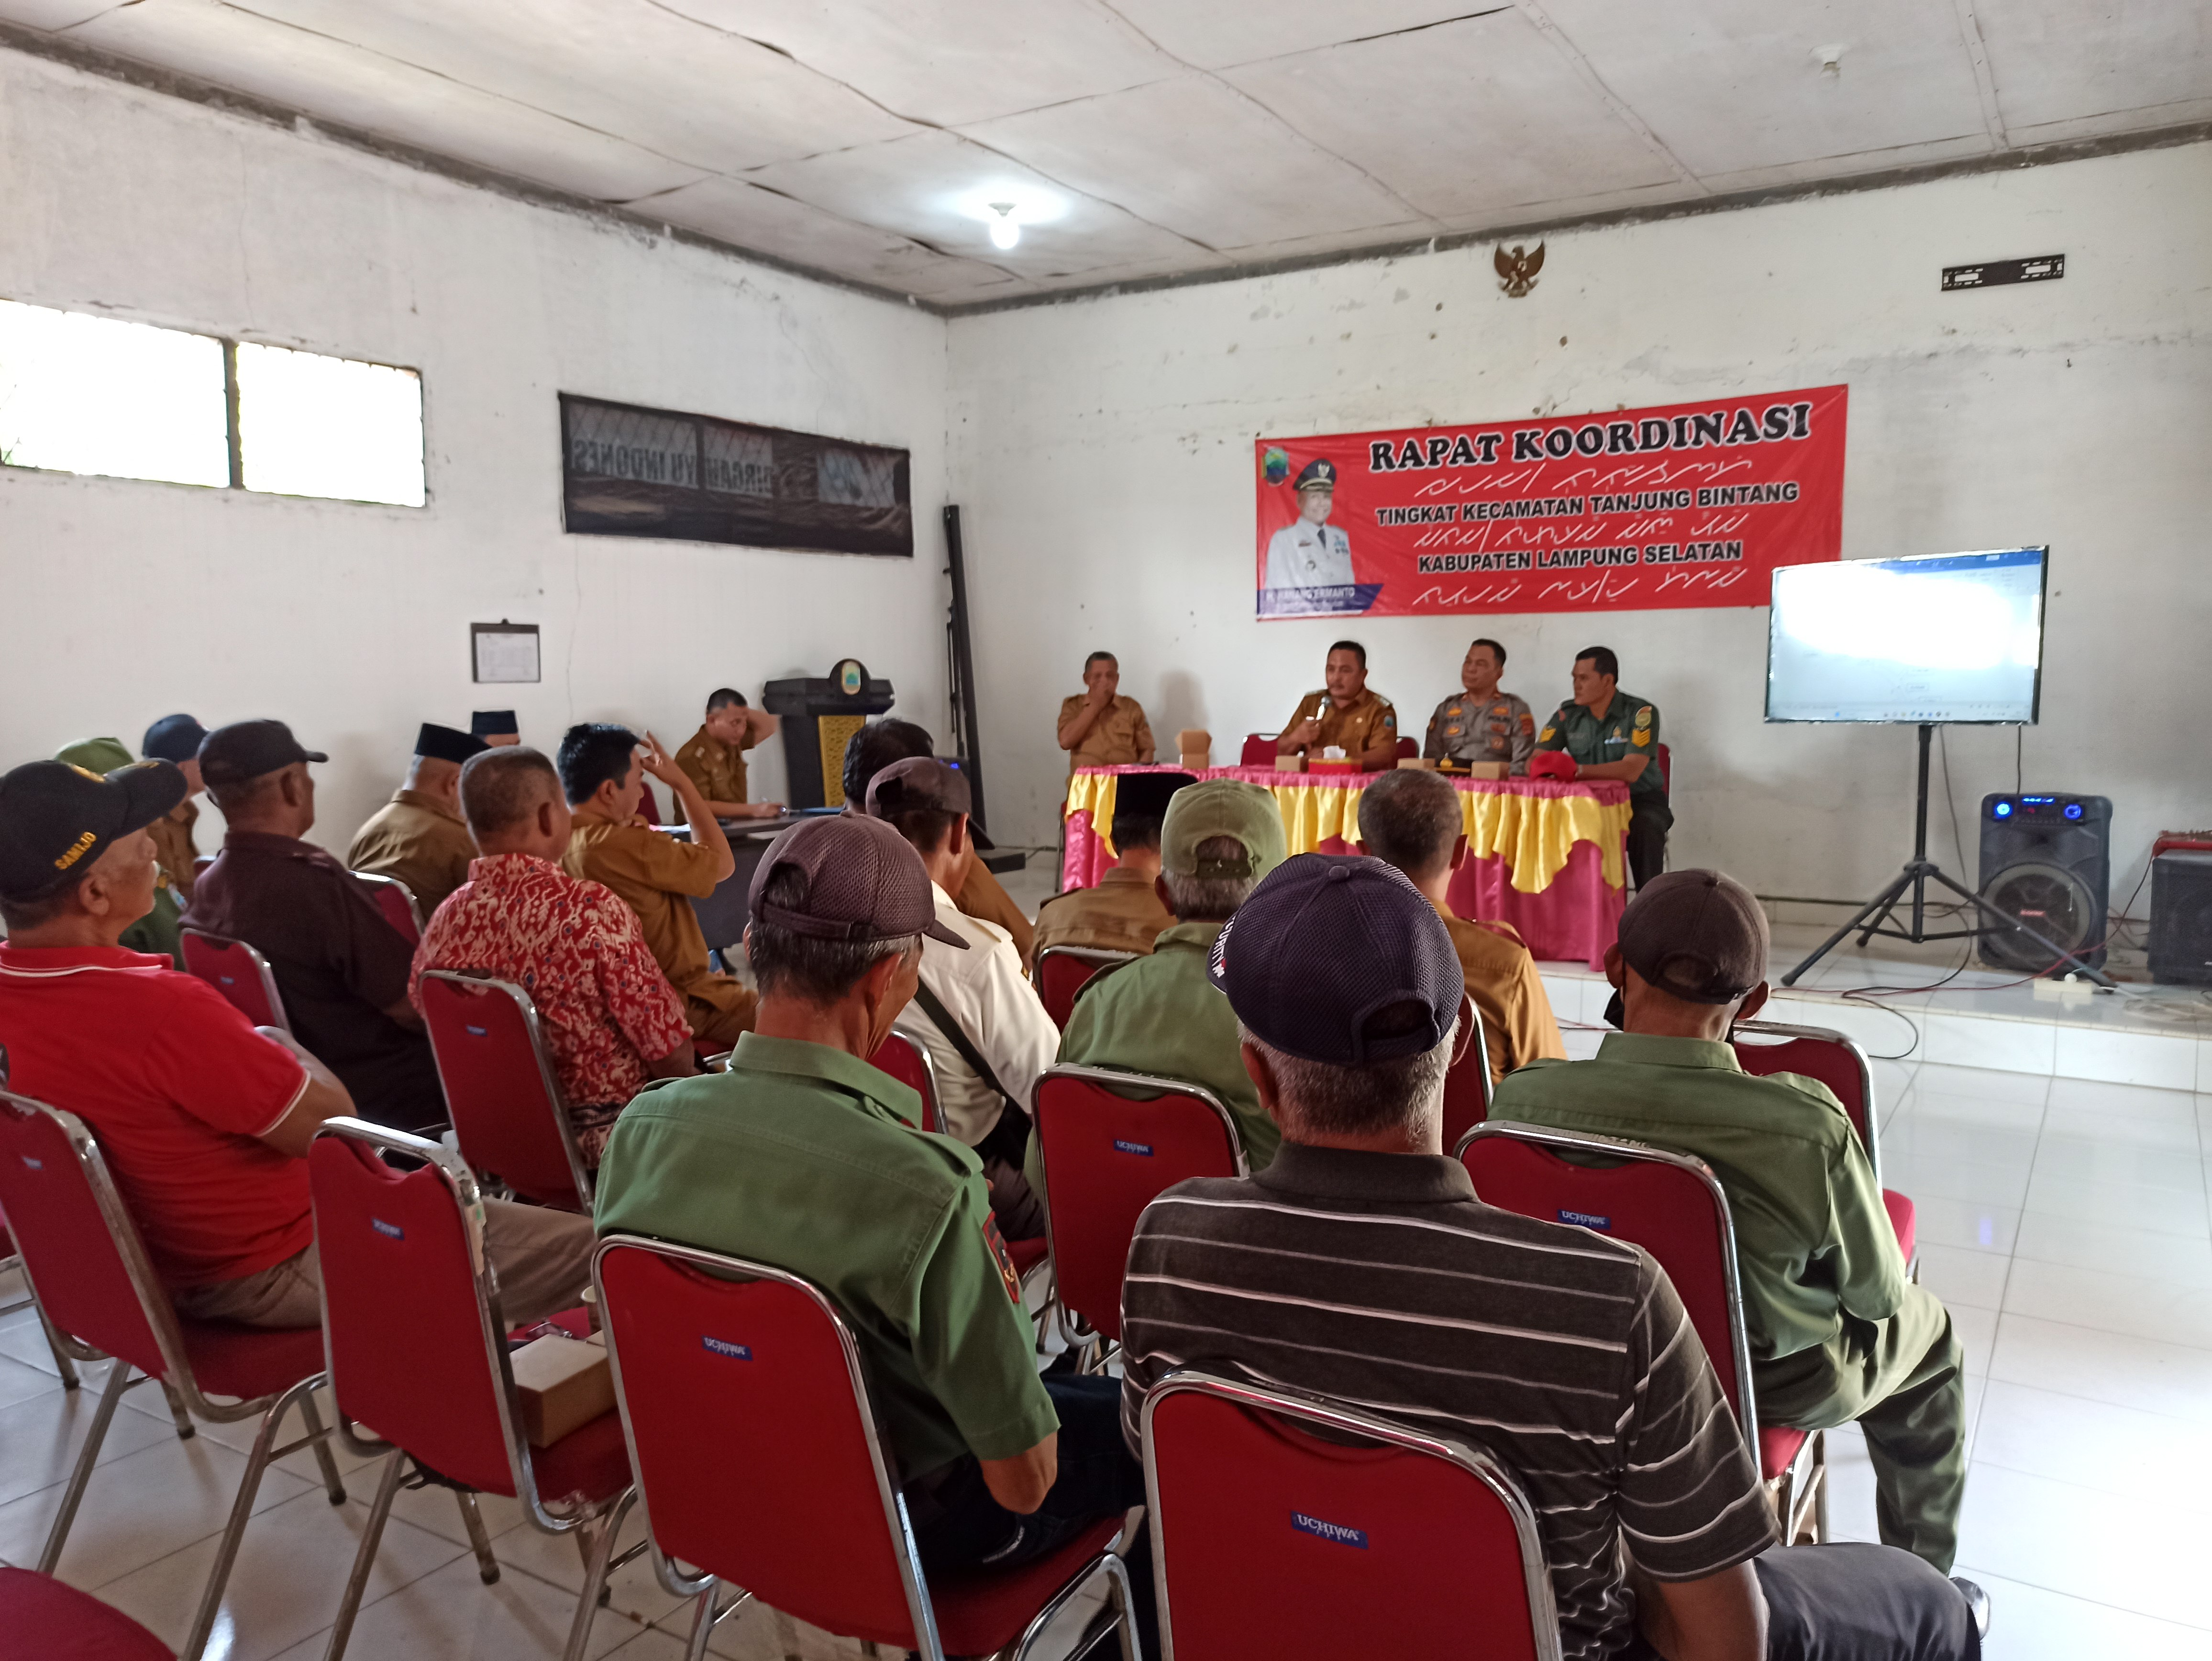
[1253,385,1847,619]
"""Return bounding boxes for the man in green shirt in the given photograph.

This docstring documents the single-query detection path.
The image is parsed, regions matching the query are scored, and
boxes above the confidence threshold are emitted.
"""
[1026,779,1287,1211]
[593,814,1150,1635]
[1534,644,1670,888]
[1491,870,1966,1575]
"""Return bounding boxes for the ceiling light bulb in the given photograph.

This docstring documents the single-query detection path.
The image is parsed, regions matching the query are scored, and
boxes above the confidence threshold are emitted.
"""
[988,202,1020,250]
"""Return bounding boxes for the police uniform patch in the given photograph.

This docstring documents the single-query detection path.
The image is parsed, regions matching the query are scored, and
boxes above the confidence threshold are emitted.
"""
[1520,713,1537,736]
[982,1215,1023,1305]
[1443,725,1462,737]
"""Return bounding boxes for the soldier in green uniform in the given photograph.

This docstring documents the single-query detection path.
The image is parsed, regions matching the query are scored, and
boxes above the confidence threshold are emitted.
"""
[1025,778,1286,1212]
[1534,644,1670,888]
[1491,871,1968,1578]
[592,814,1153,1646]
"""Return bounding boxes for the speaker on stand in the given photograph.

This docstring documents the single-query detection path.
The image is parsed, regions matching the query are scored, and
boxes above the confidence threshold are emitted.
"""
[1977,794,2111,974]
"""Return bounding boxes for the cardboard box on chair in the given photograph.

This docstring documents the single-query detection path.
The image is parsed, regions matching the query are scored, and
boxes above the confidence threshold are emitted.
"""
[509,1333,614,1448]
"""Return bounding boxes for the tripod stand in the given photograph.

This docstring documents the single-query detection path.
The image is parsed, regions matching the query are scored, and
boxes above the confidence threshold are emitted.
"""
[1781,723,2115,988]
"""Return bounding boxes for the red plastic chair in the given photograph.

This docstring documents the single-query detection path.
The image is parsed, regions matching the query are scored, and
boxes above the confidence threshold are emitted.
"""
[1239,733,1277,767]
[1655,742,1671,794]
[593,1235,1137,1660]
[178,929,289,1034]
[1033,945,1138,1030]
[1033,1064,1246,1344]
[1141,1370,1560,1661]
[0,1089,345,1661]
[1438,999,1493,1152]
[1732,1019,1914,1270]
[1457,1120,1824,1546]
[0,1567,172,1661]
[350,871,422,946]
[0,1214,79,1388]
[308,1118,631,1661]
[868,1030,942,1135]
[418,970,592,1211]
[1395,736,1418,760]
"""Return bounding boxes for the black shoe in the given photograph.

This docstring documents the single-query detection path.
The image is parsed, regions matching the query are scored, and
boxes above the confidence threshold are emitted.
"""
[1949,1577,1991,1639]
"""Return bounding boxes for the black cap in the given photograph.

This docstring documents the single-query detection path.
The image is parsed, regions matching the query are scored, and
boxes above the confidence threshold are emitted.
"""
[1293,457,1338,492]
[415,723,487,765]
[198,720,328,789]
[471,711,519,739]
[0,759,188,902]
[1208,853,1463,1065]
[1113,770,1195,821]
[749,815,966,948]
[1617,870,1769,1005]
[141,713,210,764]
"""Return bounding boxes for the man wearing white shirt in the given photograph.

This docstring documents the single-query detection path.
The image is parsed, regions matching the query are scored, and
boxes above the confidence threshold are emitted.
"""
[865,756,1057,1239]
[1262,457,1355,592]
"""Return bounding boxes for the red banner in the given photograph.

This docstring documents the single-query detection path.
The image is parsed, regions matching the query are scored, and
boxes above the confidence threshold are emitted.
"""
[1255,384,1846,619]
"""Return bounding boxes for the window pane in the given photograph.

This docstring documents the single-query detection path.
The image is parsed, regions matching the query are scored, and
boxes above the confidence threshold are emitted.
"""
[236,342,424,506]
[0,299,230,487]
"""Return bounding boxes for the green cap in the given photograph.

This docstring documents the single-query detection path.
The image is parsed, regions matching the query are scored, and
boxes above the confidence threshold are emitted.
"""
[1161,779,1286,882]
[55,737,135,774]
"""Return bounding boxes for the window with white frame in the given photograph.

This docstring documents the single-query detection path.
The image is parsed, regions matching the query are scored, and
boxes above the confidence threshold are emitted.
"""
[0,299,425,506]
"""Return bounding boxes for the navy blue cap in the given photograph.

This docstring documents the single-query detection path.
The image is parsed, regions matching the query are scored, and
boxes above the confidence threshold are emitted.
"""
[141,713,209,764]
[1293,457,1338,492]
[1207,853,1463,1065]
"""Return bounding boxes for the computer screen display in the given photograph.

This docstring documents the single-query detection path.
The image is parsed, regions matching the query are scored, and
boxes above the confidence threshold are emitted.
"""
[1765,547,2046,724]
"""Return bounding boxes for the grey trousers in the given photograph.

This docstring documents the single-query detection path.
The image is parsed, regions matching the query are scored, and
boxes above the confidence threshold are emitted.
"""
[173,1199,596,1330]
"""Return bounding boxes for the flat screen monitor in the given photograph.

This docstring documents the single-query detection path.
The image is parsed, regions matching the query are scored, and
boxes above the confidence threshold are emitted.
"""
[1766,547,2046,724]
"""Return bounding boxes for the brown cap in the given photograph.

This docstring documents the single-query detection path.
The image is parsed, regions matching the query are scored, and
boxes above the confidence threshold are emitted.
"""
[863,755,972,820]
[1616,870,1768,1005]
[747,815,966,949]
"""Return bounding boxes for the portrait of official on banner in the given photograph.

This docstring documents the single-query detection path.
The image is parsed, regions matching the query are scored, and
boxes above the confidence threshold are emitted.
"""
[1255,384,1847,619]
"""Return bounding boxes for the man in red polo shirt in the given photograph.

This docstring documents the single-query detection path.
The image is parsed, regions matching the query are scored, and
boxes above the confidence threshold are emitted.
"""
[0,757,592,1329]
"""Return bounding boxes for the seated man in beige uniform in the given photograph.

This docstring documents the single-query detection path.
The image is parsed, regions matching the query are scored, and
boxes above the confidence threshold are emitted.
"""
[557,722,757,1052]
[346,722,487,917]
[1032,770,1190,957]
[1353,768,1565,1084]
[1277,640,1398,770]
[1057,652,1154,770]
[675,687,784,821]
[1422,638,1537,775]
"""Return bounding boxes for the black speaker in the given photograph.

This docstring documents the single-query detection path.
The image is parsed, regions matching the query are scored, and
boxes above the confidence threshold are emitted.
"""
[2150,852,2212,985]
[1977,794,2111,973]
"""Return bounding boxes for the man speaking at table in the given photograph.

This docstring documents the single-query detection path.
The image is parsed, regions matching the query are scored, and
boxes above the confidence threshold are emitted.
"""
[1276,641,1399,771]
[1535,645,1670,889]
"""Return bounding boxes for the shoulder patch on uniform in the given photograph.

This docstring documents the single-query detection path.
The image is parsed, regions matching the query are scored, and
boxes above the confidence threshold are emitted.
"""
[1632,729,1652,747]
[982,1215,1023,1304]
[1538,727,1556,742]
[1633,706,1653,730]
[1520,712,1537,735]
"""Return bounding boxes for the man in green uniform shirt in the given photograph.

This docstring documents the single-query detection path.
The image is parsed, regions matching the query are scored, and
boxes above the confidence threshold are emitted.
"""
[1027,778,1286,1211]
[1534,644,1670,888]
[593,814,1151,1639]
[1491,870,1967,1576]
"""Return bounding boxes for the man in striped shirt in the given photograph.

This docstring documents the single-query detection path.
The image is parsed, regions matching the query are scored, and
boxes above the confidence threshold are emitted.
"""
[1120,853,1983,1661]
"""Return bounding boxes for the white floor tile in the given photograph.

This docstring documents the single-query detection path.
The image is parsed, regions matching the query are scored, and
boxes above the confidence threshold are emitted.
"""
[262,1554,649,1661]
[90,1482,467,1661]
[0,1350,65,1412]
[1922,1015,2055,1076]
[1912,1064,2053,1105]
[1903,1194,2021,1255]
[2002,1257,2212,1348]
[489,1505,691,1629]
[1956,1568,2212,1661]
[1973,1379,2212,1515]
[1879,1152,2033,1210]
[1882,1114,2040,1177]
[0,1428,315,1592]
[1913,1244,2010,1311]
[0,1371,177,1510]
[1988,1313,2212,1418]
[2031,1131,2206,1192]
[2010,1213,2212,1283]
[2017,1168,2209,1237]
[1954,1461,2212,1629]
[2046,1074,2203,1125]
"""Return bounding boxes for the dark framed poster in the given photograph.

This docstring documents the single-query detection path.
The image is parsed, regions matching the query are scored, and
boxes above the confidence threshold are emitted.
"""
[560,394,912,557]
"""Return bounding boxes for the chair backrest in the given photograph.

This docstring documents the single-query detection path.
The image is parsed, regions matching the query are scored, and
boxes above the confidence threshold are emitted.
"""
[1655,742,1671,794]
[1142,1370,1561,1661]
[1033,945,1138,1029]
[868,1031,941,1134]
[308,1119,526,1499]
[179,929,289,1032]
[1239,733,1277,767]
[1438,999,1493,1151]
[594,1237,941,1654]
[417,971,592,1210]
[0,1090,180,1387]
[351,872,422,945]
[1457,1121,1757,1440]
[1731,1020,1880,1184]
[1033,1064,1245,1342]
[1395,736,1418,760]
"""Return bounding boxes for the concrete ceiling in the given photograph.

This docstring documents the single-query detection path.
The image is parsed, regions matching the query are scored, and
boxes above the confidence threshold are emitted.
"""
[6,0,2207,308]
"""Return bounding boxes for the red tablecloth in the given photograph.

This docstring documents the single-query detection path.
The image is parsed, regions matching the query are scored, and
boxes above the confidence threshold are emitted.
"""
[1062,765,1631,969]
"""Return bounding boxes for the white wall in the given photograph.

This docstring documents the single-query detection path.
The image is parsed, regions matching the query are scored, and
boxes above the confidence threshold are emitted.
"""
[0,49,950,849]
[947,143,2212,909]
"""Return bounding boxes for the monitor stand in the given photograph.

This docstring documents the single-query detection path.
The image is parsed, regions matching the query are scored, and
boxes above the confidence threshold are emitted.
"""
[1780,723,2115,989]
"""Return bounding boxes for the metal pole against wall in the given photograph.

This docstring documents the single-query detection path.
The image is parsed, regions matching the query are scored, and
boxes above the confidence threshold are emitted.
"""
[943,504,987,831]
